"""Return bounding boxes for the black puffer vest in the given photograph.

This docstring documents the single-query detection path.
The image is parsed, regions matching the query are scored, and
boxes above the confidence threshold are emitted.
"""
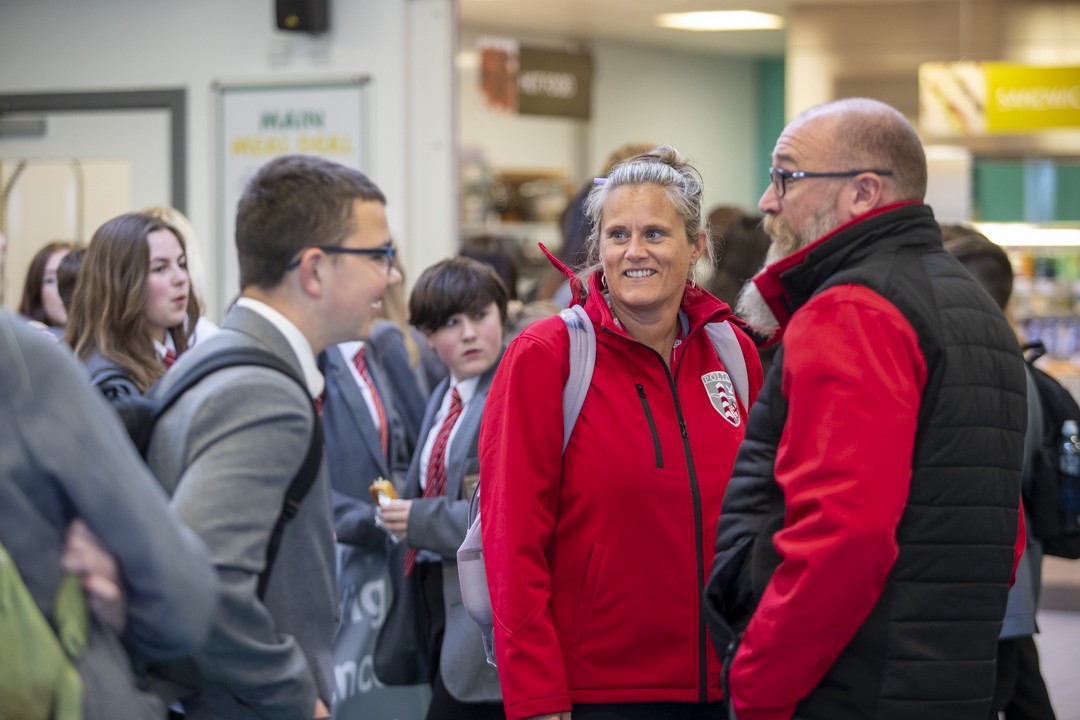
[705,204,1027,719]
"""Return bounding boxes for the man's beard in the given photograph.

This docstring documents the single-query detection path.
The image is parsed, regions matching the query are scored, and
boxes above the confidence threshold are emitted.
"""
[735,205,839,338]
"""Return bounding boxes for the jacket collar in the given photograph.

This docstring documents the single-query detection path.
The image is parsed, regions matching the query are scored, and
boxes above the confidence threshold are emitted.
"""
[752,201,937,328]
[539,242,736,339]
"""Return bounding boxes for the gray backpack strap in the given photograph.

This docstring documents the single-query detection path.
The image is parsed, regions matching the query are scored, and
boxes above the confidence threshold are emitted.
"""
[559,305,595,452]
[705,321,749,410]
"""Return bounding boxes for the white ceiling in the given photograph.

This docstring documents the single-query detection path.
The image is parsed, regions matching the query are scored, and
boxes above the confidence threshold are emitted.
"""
[458,0,790,57]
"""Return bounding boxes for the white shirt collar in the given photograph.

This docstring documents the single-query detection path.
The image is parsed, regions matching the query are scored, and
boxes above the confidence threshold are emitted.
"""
[450,375,481,406]
[235,297,324,399]
[337,340,365,361]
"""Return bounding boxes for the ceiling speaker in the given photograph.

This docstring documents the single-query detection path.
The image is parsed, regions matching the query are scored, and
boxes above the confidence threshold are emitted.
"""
[276,0,328,34]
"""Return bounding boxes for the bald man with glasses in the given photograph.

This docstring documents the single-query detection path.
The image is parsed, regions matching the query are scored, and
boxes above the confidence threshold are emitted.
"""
[705,98,1027,720]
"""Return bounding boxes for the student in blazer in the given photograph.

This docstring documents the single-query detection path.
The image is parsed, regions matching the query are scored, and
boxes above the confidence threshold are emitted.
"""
[378,257,508,720]
[143,155,402,720]
[320,339,415,549]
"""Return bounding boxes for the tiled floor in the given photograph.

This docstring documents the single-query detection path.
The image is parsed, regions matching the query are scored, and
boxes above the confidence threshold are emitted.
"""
[1036,609,1080,720]
[1035,557,1080,720]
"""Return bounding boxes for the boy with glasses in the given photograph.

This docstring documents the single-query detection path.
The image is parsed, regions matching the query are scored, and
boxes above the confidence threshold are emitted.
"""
[146,154,400,720]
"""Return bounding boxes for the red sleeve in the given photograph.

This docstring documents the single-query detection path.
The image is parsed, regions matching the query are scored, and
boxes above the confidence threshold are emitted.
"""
[479,326,573,720]
[1012,502,1026,586]
[730,285,928,720]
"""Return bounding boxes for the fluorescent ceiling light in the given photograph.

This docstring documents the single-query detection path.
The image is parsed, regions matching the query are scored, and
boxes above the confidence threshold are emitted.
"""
[974,223,1080,248]
[656,11,785,32]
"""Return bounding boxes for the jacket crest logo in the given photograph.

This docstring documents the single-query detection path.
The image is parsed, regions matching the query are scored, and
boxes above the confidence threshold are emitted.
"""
[702,371,740,427]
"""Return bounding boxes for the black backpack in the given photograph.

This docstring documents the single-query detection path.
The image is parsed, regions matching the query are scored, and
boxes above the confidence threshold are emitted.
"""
[1023,342,1080,559]
[99,345,323,597]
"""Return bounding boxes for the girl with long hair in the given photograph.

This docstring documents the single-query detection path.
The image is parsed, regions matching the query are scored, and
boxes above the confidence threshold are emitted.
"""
[67,213,201,396]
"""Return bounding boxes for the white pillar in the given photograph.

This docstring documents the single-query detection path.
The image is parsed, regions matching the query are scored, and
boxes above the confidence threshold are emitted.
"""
[404,0,457,288]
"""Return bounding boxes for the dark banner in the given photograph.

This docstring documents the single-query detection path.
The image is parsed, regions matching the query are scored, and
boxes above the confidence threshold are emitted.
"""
[332,545,430,719]
[517,46,593,119]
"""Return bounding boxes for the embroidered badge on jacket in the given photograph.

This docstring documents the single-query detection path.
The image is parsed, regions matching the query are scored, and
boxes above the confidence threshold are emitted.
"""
[702,371,740,427]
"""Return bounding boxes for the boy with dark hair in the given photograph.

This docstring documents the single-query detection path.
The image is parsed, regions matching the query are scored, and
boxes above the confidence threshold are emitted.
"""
[378,256,507,719]
[408,256,510,334]
[940,224,1014,310]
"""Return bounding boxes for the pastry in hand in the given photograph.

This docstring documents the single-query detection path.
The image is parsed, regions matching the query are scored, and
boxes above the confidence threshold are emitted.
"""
[369,478,398,507]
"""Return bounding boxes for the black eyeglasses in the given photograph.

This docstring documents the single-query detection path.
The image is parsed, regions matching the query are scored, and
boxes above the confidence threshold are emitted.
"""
[769,167,894,198]
[286,244,396,273]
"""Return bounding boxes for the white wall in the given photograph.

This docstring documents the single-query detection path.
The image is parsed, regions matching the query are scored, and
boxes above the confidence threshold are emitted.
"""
[458,27,763,216]
[589,41,761,213]
[0,0,451,316]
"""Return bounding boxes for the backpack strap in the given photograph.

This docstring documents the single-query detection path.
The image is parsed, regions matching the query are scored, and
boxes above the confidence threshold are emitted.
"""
[90,366,139,401]
[151,345,323,600]
[258,416,323,598]
[558,309,751,447]
[705,321,749,410]
[559,305,595,452]
[90,366,131,388]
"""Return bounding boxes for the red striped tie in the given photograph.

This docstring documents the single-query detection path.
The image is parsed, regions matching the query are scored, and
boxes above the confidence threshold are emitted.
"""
[353,346,388,457]
[404,387,463,577]
[162,348,176,368]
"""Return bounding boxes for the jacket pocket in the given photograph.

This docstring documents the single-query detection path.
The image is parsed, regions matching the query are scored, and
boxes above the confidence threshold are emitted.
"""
[569,543,606,648]
[635,384,663,468]
[460,456,480,501]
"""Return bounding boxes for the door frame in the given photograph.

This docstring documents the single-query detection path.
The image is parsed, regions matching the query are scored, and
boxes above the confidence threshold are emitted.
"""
[0,88,187,212]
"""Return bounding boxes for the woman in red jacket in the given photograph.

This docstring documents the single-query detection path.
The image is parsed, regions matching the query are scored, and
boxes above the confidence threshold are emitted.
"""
[479,146,763,720]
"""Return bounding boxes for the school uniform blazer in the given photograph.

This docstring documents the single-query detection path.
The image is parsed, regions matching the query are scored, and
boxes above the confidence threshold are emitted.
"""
[145,304,337,720]
[320,342,414,550]
[400,355,503,703]
[0,312,218,720]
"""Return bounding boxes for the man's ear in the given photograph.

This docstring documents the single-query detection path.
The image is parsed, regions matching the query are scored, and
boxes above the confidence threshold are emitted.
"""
[294,248,326,297]
[848,172,887,217]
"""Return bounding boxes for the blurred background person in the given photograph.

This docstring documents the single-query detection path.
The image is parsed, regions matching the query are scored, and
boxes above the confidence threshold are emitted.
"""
[18,240,79,334]
[369,255,444,443]
[460,233,522,302]
[67,213,201,397]
[703,206,778,375]
[56,247,87,325]
[703,207,767,307]
[942,223,1058,720]
[479,146,762,720]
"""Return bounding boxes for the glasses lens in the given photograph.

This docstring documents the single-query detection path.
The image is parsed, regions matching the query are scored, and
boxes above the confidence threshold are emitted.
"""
[771,168,785,198]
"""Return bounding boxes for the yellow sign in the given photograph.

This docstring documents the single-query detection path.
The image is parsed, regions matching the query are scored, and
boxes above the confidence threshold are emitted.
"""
[985,64,1080,132]
[920,62,1080,135]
